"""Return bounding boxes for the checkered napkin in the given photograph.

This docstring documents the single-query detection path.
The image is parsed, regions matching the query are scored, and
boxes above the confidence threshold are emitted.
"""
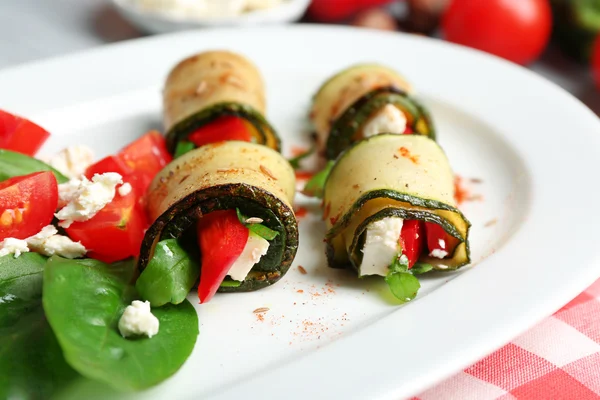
[414,279,600,400]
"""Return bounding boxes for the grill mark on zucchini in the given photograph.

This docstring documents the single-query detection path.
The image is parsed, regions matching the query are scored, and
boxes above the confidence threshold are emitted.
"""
[165,102,280,154]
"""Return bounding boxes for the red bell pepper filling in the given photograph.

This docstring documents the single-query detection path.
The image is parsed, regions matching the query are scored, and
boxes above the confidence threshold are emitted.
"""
[398,220,457,269]
[188,116,253,148]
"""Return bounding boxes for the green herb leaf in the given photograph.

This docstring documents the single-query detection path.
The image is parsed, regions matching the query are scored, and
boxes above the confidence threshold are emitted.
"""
[388,254,410,275]
[288,146,315,170]
[220,280,242,288]
[43,256,199,392]
[385,271,421,303]
[136,239,199,307]
[0,149,68,183]
[174,140,195,158]
[303,160,335,199]
[235,208,279,241]
[411,262,434,275]
[0,253,80,399]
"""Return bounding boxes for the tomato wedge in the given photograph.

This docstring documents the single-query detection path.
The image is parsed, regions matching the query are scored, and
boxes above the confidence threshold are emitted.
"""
[188,116,253,148]
[399,220,424,268]
[0,110,50,156]
[424,222,459,258]
[196,210,249,303]
[0,171,58,241]
[65,190,148,263]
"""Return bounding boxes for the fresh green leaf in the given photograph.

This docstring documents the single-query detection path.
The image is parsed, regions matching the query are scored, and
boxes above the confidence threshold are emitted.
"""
[43,256,199,392]
[0,149,68,183]
[136,239,199,307]
[302,160,335,199]
[219,280,242,288]
[174,141,195,158]
[388,254,409,275]
[385,272,421,303]
[288,145,315,170]
[236,208,280,241]
[0,253,80,399]
[411,262,434,275]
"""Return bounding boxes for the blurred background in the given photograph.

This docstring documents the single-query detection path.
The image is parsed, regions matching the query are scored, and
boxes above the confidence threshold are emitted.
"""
[2,0,600,113]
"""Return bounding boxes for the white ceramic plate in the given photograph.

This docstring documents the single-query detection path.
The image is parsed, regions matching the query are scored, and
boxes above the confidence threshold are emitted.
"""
[112,0,311,33]
[1,26,600,400]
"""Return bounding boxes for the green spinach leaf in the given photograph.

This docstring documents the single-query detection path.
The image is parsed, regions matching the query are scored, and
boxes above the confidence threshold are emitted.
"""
[43,256,199,392]
[0,149,68,183]
[136,239,199,307]
[411,262,434,275]
[235,208,279,240]
[302,160,335,199]
[0,253,79,400]
[288,145,315,170]
[385,255,421,303]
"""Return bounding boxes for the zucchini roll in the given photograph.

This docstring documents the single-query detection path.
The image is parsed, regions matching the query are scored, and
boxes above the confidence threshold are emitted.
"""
[164,50,280,156]
[310,64,435,160]
[323,134,470,301]
[138,141,298,302]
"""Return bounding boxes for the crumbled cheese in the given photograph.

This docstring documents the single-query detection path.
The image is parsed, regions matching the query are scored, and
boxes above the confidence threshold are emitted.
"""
[227,231,269,281]
[45,145,95,179]
[0,238,29,258]
[133,0,284,18]
[430,249,448,259]
[118,182,133,197]
[118,300,160,338]
[26,225,86,259]
[360,217,403,277]
[362,104,407,138]
[438,239,446,249]
[56,173,123,228]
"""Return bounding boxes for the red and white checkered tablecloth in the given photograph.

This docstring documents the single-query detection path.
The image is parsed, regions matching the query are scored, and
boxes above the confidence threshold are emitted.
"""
[413,279,600,399]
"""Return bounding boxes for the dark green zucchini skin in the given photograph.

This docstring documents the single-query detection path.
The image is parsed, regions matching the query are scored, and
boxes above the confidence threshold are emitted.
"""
[325,87,435,160]
[138,183,298,292]
[165,102,281,155]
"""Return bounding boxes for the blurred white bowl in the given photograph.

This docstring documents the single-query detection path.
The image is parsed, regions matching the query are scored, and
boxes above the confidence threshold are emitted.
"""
[112,0,311,33]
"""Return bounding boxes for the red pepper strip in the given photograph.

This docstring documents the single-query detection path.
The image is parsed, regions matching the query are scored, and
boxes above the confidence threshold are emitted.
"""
[188,116,252,148]
[398,220,424,268]
[0,110,50,156]
[424,222,460,258]
[404,125,414,134]
[196,210,249,303]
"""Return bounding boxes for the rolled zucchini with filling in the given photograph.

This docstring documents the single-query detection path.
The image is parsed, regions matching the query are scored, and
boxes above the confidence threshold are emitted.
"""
[323,134,470,302]
[310,64,435,159]
[138,141,298,303]
[164,50,280,156]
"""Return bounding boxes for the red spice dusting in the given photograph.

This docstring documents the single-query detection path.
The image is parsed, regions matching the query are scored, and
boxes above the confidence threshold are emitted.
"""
[398,147,419,164]
[454,175,469,205]
[260,165,277,180]
[256,314,264,322]
[323,202,331,221]
[329,215,339,225]
[295,207,308,219]
[297,289,304,293]
[298,266,307,275]
[352,184,360,189]
[484,218,498,227]
[295,170,315,181]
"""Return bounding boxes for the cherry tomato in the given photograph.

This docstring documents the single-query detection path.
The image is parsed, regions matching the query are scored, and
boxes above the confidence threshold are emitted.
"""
[0,171,58,241]
[592,35,600,90]
[196,210,249,303]
[307,0,392,22]
[65,190,149,263]
[441,0,552,65]
[188,116,252,148]
[0,110,50,156]
[424,222,459,259]
[399,220,424,268]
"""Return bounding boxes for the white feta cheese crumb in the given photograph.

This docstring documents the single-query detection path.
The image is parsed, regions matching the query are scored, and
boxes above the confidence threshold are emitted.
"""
[0,238,29,258]
[430,249,448,259]
[45,145,95,179]
[227,231,269,281]
[56,173,123,228]
[118,182,133,197]
[362,104,408,138]
[26,225,86,259]
[360,217,403,277]
[118,300,160,339]
[438,239,446,249]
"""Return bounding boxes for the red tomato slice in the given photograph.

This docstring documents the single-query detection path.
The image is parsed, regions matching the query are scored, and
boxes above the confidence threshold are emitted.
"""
[188,116,252,148]
[0,110,50,156]
[196,209,249,303]
[85,155,133,180]
[399,220,424,268]
[0,171,58,241]
[424,222,459,259]
[65,190,148,263]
